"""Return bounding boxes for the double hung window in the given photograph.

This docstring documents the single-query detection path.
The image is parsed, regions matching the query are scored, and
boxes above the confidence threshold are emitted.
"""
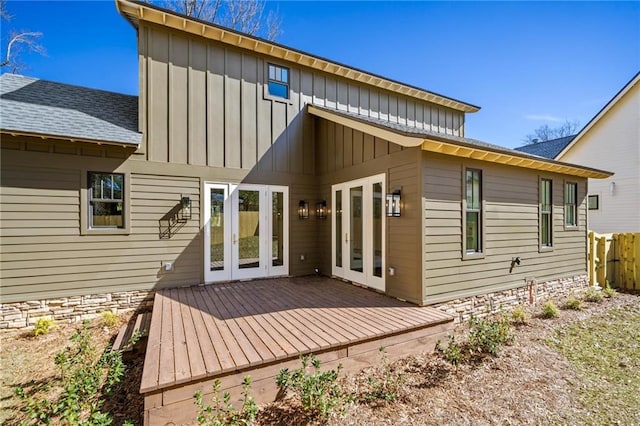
[464,168,483,256]
[540,178,553,249]
[89,172,124,228]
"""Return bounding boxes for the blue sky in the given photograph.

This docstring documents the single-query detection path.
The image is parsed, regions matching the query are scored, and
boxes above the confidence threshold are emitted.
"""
[2,1,638,148]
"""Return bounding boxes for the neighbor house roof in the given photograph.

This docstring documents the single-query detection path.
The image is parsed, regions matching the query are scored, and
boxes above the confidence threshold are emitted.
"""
[308,105,613,179]
[0,73,141,147]
[555,71,640,159]
[116,0,480,114]
[514,135,575,159]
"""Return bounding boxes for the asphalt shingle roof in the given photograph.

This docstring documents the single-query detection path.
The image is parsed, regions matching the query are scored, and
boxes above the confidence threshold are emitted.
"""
[0,73,141,146]
[514,135,575,159]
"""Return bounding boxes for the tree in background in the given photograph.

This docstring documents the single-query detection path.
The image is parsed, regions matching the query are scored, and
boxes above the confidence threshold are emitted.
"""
[0,0,45,72]
[151,0,282,41]
[524,120,581,144]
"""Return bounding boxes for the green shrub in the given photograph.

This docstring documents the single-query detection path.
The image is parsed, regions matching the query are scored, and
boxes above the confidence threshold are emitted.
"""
[275,354,347,420]
[603,285,617,299]
[33,317,55,336]
[468,314,514,356]
[16,321,124,425]
[563,297,583,311]
[510,305,529,325]
[362,347,404,403]
[541,301,560,319]
[436,335,464,366]
[194,376,257,426]
[101,310,119,328]
[584,288,604,303]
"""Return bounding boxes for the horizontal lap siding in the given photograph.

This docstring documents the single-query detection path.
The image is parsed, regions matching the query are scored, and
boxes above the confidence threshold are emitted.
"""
[422,153,588,304]
[0,157,201,303]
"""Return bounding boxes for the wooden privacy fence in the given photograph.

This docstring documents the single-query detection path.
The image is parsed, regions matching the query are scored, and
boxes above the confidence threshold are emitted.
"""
[588,231,640,291]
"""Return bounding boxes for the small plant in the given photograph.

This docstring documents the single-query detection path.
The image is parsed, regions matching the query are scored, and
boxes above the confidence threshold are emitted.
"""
[541,301,560,319]
[195,375,257,425]
[436,334,464,367]
[275,354,347,420]
[16,321,124,425]
[362,347,404,403]
[603,284,617,299]
[563,297,583,311]
[101,310,119,328]
[584,288,604,303]
[511,305,529,325]
[33,317,55,336]
[468,314,514,356]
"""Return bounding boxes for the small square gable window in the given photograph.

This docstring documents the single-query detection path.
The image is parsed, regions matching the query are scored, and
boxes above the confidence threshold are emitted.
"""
[268,63,289,99]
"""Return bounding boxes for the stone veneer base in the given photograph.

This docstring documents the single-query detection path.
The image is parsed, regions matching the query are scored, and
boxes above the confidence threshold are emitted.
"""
[0,290,154,329]
[433,274,590,323]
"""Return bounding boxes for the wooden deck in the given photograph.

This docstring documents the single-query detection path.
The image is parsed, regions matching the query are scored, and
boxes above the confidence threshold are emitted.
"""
[142,277,454,424]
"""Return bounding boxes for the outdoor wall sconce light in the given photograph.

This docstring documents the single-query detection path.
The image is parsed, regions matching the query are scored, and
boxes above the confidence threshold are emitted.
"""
[179,194,192,221]
[609,181,616,196]
[386,190,401,217]
[316,200,327,219]
[298,200,309,219]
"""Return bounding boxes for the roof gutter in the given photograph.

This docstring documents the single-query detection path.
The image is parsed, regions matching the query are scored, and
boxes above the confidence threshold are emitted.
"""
[115,0,480,114]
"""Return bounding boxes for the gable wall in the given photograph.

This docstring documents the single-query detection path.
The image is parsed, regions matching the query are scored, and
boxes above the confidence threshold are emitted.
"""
[138,22,465,173]
[558,82,640,233]
[422,152,588,304]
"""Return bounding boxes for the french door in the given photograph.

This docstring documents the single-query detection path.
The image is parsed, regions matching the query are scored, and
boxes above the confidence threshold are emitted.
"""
[331,174,385,291]
[204,183,288,282]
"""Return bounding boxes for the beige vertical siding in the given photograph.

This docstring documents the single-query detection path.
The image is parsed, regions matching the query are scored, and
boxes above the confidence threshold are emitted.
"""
[422,152,588,304]
[139,23,465,175]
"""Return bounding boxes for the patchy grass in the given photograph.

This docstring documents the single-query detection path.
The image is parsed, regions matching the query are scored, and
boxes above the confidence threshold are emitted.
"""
[547,304,640,425]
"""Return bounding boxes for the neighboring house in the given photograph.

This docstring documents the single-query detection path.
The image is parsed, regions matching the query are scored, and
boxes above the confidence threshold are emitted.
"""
[0,0,612,318]
[555,72,640,233]
[515,135,576,159]
[516,72,639,234]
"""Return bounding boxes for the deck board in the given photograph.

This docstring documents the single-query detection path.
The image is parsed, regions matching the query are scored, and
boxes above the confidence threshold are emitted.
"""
[141,277,453,393]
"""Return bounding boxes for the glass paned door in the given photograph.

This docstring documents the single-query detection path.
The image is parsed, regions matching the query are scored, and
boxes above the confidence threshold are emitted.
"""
[204,183,288,282]
[332,174,385,291]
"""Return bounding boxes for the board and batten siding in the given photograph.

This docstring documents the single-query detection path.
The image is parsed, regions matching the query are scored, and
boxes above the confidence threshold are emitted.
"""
[422,152,588,305]
[314,118,424,304]
[0,145,202,304]
[139,22,464,175]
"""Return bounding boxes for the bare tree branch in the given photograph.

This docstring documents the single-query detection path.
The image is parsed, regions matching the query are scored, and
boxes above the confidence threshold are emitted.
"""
[524,120,581,144]
[155,0,281,40]
[1,31,45,71]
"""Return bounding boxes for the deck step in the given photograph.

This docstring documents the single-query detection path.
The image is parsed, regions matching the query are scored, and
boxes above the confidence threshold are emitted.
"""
[112,312,152,352]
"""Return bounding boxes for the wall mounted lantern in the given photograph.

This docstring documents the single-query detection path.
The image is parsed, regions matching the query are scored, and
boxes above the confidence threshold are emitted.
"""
[179,194,192,221]
[298,200,309,219]
[386,190,401,217]
[609,181,616,196]
[316,200,327,219]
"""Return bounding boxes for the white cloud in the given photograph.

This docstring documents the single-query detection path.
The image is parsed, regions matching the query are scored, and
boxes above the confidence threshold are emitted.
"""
[524,114,564,122]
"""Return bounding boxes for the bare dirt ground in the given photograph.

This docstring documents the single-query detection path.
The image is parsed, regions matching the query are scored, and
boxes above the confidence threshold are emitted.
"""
[1,291,638,425]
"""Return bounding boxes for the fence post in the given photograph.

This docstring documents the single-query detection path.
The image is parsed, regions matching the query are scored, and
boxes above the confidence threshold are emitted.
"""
[634,233,640,290]
[597,236,607,286]
[588,231,594,286]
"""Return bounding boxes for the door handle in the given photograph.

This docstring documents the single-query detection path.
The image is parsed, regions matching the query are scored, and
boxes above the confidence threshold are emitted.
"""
[345,233,349,244]
[233,233,237,245]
